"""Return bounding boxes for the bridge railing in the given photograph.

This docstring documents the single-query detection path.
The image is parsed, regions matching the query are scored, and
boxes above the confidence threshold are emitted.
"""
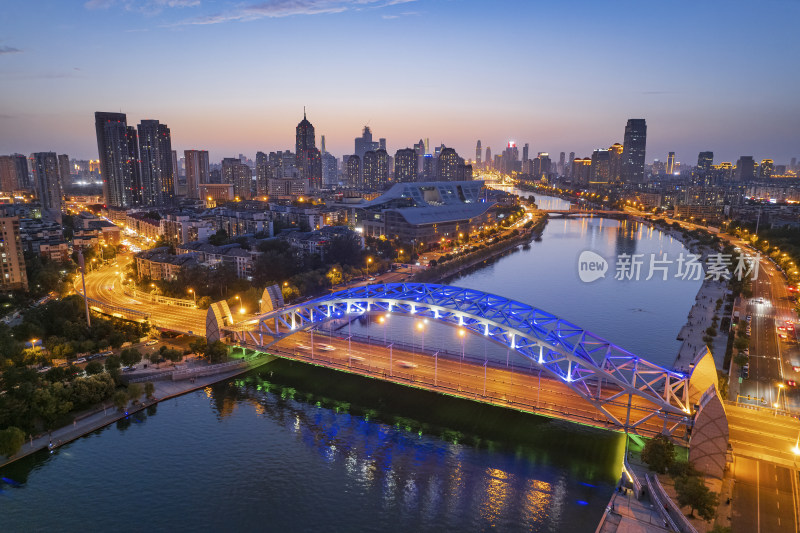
[84,296,150,320]
[647,473,698,533]
[228,338,689,438]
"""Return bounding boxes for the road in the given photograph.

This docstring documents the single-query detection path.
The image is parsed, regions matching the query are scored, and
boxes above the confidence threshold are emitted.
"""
[233,329,693,439]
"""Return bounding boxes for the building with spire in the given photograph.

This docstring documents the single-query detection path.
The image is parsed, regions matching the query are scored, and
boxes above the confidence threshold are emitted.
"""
[295,109,322,189]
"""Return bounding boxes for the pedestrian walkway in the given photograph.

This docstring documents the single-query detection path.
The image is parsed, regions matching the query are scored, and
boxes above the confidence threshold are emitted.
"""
[596,489,670,533]
[0,358,273,468]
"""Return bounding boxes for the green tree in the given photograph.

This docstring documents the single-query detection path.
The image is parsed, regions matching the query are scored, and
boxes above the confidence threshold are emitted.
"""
[163,348,183,365]
[733,353,749,367]
[127,383,144,403]
[120,348,142,368]
[112,390,129,411]
[144,382,155,399]
[205,340,228,364]
[641,434,675,474]
[0,426,26,457]
[675,475,719,521]
[148,352,161,367]
[85,360,104,375]
[734,337,749,351]
[189,338,207,355]
[208,229,229,246]
[105,354,121,372]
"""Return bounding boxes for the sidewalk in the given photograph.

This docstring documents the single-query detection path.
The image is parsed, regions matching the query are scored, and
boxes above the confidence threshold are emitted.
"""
[0,357,273,468]
[597,490,670,533]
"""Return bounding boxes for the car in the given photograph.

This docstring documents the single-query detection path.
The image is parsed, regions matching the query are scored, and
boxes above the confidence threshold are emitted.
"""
[780,333,788,340]
[348,355,365,362]
[793,366,800,372]
[295,343,311,351]
[316,344,335,351]
[746,315,752,321]
[145,340,158,346]
[396,360,417,369]
[778,326,786,331]
[122,365,136,372]
[368,277,376,281]
[38,366,52,373]
[788,380,797,387]
[75,357,87,364]
[99,350,113,357]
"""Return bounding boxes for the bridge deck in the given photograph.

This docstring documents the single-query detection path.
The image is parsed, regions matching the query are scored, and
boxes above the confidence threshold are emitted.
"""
[231,332,690,439]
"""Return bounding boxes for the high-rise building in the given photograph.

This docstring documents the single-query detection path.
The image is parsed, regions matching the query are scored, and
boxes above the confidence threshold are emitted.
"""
[394,148,418,182]
[476,140,482,167]
[759,159,774,180]
[608,144,623,181]
[666,152,675,175]
[355,126,379,162]
[126,126,143,206]
[255,151,269,197]
[485,147,492,170]
[437,148,461,181]
[0,216,27,291]
[533,153,552,180]
[95,111,139,208]
[0,156,23,192]
[184,150,209,199]
[572,158,592,184]
[503,142,519,174]
[346,155,361,187]
[590,150,611,182]
[363,149,389,189]
[697,152,713,174]
[295,110,322,189]
[58,154,71,187]
[735,156,756,181]
[31,152,63,223]
[558,152,566,175]
[322,152,338,187]
[222,157,252,199]
[522,143,529,164]
[379,138,387,152]
[621,119,647,183]
[137,119,175,207]
[791,157,797,171]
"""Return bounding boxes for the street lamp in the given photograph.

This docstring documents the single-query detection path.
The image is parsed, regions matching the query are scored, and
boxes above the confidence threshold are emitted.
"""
[366,257,373,277]
[188,288,196,305]
[775,383,785,413]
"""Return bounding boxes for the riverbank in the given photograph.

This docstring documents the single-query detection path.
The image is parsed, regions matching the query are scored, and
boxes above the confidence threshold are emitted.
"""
[631,216,733,371]
[0,354,275,468]
[413,214,547,283]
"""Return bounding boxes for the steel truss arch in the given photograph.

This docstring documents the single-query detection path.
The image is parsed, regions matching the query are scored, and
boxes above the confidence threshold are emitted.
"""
[225,283,693,435]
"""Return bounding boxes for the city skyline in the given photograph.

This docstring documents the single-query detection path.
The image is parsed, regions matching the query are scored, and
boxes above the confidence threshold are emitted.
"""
[1,1,799,164]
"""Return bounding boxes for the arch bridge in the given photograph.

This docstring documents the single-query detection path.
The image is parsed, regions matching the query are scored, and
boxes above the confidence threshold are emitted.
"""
[221,283,712,438]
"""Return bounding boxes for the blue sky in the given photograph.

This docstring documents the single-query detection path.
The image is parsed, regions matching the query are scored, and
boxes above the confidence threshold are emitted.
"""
[1,0,798,165]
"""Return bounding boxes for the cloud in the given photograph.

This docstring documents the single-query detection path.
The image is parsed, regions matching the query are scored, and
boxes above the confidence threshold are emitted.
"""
[175,0,417,25]
[382,10,418,19]
[85,0,200,12]
[0,45,22,55]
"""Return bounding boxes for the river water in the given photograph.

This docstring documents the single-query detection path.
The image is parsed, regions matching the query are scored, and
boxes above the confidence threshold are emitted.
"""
[0,194,700,532]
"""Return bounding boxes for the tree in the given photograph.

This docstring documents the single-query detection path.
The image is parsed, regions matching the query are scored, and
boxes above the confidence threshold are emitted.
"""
[112,390,128,411]
[325,232,363,267]
[144,382,155,399]
[148,352,161,367]
[208,229,229,246]
[205,340,228,364]
[641,434,675,474]
[85,360,104,375]
[127,383,144,403]
[733,353,749,367]
[163,348,183,365]
[0,426,25,457]
[326,266,343,286]
[189,338,207,355]
[105,354,121,372]
[675,475,719,521]
[120,348,142,368]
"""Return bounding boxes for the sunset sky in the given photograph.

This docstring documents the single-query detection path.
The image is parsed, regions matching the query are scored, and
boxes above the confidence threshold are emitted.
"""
[1,0,798,165]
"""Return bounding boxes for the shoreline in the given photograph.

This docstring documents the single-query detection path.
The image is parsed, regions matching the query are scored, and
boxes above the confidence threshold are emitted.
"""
[0,355,275,469]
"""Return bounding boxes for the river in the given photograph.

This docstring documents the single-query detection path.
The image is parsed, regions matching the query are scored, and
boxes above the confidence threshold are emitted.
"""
[0,194,700,532]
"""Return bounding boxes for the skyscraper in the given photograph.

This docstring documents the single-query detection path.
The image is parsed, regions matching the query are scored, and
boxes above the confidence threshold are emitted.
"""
[558,152,566,175]
[437,148,461,181]
[485,147,492,170]
[31,152,63,223]
[295,110,322,189]
[735,156,755,181]
[590,150,611,182]
[476,140,482,166]
[95,111,139,207]
[355,126,379,162]
[58,154,71,187]
[185,150,209,199]
[697,152,713,174]
[666,152,675,175]
[567,152,576,178]
[346,155,361,187]
[394,148,417,182]
[522,143,529,164]
[222,157,252,199]
[0,216,27,291]
[0,156,25,192]
[379,138,387,152]
[137,119,175,207]
[621,119,647,183]
[322,152,338,187]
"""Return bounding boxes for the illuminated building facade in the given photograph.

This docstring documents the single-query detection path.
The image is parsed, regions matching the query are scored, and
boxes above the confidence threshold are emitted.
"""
[621,119,647,183]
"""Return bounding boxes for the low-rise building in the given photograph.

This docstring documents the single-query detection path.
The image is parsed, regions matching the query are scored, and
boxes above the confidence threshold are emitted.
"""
[176,241,258,279]
[135,247,201,281]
